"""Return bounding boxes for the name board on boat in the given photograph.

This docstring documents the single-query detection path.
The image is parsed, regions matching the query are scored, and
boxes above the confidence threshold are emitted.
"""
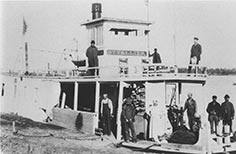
[107,50,147,57]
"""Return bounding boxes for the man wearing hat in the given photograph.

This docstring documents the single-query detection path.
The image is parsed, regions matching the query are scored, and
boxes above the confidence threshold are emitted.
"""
[100,93,113,136]
[149,48,162,64]
[121,94,137,142]
[221,94,235,132]
[206,95,222,134]
[184,93,197,131]
[188,37,202,73]
[86,40,98,76]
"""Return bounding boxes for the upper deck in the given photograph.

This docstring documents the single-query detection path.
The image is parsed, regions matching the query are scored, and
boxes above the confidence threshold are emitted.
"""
[3,64,207,84]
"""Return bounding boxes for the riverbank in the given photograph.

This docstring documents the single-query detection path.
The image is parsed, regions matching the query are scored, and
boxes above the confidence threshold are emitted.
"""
[0,113,151,154]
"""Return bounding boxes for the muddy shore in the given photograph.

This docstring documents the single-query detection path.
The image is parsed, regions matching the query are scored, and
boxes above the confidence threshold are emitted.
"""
[0,113,158,154]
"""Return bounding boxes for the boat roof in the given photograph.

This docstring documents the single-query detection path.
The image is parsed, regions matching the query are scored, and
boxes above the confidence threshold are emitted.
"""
[81,17,153,26]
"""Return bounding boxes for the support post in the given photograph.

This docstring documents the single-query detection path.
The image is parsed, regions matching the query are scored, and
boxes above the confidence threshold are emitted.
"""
[94,81,100,129]
[61,92,66,109]
[73,82,78,110]
[117,81,124,140]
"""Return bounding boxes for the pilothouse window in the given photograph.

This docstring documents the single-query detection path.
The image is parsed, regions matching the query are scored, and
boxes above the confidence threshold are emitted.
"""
[110,28,138,36]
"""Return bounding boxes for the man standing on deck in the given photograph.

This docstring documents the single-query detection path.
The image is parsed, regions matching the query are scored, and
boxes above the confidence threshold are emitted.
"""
[86,40,98,76]
[221,94,235,133]
[188,37,202,73]
[149,48,162,64]
[184,93,197,131]
[206,95,222,134]
[100,93,113,136]
[121,94,137,142]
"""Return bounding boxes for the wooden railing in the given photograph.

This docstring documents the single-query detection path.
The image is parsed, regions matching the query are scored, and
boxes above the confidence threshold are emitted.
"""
[2,64,207,79]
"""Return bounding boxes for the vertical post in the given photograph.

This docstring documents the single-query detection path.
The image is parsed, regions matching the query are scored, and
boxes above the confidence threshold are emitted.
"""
[144,81,148,139]
[145,0,150,60]
[73,82,78,111]
[47,63,50,74]
[13,78,18,114]
[61,92,66,109]
[172,0,177,66]
[94,81,100,128]
[117,81,124,140]
[25,42,29,74]
[73,38,79,60]
[176,83,179,105]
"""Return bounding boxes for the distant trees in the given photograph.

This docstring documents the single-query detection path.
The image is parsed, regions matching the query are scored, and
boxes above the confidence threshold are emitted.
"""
[207,68,236,76]
[178,67,236,76]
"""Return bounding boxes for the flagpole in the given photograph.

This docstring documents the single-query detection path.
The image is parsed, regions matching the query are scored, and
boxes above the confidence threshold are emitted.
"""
[22,16,29,74]
[173,0,177,66]
[145,0,150,57]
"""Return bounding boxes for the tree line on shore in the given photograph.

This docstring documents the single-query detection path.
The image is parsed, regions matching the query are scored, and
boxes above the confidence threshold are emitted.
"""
[178,68,236,76]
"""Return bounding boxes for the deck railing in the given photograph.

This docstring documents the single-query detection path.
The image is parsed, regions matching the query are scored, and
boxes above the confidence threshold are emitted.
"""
[2,64,207,79]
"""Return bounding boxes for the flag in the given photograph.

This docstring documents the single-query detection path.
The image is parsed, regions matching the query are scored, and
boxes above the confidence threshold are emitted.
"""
[23,17,27,35]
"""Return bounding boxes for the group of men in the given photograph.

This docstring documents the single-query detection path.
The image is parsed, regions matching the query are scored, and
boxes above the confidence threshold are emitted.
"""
[85,40,163,76]
[100,93,137,142]
[184,93,235,134]
[207,94,235,134]
[86,37,202,75]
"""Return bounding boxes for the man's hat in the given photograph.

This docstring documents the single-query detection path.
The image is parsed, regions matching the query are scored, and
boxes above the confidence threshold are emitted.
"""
[224,94,230,98]
[212,95,217,99]
[91,40,95,44]
[194,37,199,40]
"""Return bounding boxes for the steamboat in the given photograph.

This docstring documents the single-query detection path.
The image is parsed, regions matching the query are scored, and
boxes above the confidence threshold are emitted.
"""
[1,3,235,154]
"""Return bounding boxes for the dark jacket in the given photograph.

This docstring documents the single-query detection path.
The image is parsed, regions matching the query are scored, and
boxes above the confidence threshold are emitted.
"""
[121,98,136,122]
[149,51,161,63]
[221,101,235,121]
[86,46,98,67]
[190,44,202,61]
[184,98,197,116]
[206,101,222,120]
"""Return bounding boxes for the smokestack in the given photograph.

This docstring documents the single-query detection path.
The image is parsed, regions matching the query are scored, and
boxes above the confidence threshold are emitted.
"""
[92,3,102,20]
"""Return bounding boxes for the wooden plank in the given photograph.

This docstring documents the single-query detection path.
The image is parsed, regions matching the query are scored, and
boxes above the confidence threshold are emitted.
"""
[122,141,207,154]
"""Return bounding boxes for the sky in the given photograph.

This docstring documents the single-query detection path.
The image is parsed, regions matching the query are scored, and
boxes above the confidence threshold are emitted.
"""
[1,0,236,71]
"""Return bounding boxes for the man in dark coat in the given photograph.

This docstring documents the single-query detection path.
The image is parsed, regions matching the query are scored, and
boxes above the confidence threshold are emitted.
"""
[149,48,162,64]
[221,94,235,133]
[184,93,197,131]
[86,40,98,76]
[206,95,222,134]
[188,37,202,73]
[121,95,137,142]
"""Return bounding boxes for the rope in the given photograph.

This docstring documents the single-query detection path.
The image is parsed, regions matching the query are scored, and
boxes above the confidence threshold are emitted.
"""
[29,48,73,55]
[12,48,24,71]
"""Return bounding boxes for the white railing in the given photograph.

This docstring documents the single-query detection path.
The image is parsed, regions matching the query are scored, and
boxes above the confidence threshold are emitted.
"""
[2,64,207,79]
